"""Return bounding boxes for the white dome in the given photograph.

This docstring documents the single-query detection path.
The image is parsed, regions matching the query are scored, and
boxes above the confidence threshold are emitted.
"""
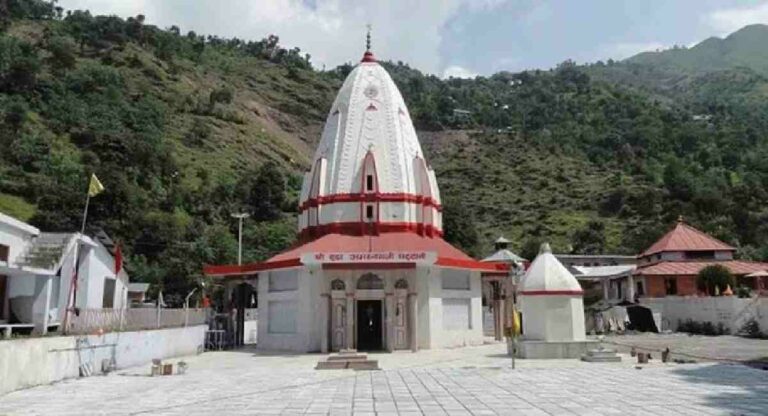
[520,243,583,294]
[297,52,442,240]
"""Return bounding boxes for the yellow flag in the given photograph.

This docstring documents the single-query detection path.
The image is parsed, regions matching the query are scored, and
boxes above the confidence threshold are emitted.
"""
[88,174,105,197]
[511,306,521,336]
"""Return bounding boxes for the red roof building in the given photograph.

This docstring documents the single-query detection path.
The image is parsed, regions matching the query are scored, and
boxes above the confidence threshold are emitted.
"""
[635,219,768,297]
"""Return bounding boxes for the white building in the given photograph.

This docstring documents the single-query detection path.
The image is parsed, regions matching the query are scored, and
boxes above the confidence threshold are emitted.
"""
[517,243,595,358]
[205,47,501,352]
[0,212,129,336]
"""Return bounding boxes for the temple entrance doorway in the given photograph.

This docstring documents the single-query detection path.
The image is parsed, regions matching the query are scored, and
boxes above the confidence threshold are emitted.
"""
[356,300,383,351]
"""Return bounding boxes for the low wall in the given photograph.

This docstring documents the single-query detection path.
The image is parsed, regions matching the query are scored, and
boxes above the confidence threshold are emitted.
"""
[641,296,768,333]
[0,325,205,396]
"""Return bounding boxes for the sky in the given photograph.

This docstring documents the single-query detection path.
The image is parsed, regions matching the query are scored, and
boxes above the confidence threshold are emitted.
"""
[59,0,768,78]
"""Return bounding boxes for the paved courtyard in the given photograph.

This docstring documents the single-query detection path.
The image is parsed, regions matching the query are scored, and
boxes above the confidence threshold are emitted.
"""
[1,343,767,416]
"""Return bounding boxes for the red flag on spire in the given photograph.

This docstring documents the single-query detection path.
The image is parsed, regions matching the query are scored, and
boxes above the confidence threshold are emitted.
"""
[115,243,123,275]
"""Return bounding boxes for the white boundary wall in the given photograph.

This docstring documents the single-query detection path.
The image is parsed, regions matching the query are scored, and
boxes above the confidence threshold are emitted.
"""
[641,296,768,333]
[0,325,205,396]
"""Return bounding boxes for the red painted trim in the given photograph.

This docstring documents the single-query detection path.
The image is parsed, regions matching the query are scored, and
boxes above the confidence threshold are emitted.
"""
[519,290,584,296]
[298,222,443,242]
[436,257,500,271]
[203,258,302,277]
[323,263,416,270]
[299,193,442,212]
[361,51,376,63]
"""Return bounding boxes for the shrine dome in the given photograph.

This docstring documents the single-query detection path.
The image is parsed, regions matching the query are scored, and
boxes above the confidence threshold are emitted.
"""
[520,243,583,295]
[297,49,442,240]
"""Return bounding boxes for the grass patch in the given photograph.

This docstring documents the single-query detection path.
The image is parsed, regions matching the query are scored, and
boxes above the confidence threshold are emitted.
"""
[0,193,36,222]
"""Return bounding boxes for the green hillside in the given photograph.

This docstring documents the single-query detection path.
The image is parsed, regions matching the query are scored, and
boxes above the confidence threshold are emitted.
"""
[3,2,768,302]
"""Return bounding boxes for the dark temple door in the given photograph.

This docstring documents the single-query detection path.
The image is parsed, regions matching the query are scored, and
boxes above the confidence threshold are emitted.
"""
[356,300,382,351]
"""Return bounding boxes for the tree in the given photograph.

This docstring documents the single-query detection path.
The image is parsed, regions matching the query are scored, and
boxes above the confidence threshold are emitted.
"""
[519,238,543,262]
[442,198,480,257]
[697,264,734,296]
[248,162,286,221]
[46,36,77,71]
[571,220,606,255]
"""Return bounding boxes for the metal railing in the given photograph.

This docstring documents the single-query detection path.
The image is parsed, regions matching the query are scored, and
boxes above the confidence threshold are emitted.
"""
[67,307,206,335]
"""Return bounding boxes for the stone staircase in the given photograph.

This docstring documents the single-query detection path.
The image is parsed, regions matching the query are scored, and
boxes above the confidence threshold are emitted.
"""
[16,233,74,270]
[316,350,380,371]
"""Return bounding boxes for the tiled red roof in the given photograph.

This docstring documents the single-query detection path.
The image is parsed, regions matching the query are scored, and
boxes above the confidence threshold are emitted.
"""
[204,232,501,276]
[635,260,768,276]
[641,222,735,257]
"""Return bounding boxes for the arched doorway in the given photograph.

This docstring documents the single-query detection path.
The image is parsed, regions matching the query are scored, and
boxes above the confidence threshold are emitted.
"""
[356,273,384,351]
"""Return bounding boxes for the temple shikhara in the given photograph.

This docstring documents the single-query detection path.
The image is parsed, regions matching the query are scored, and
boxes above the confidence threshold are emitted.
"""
[205,44,502,352]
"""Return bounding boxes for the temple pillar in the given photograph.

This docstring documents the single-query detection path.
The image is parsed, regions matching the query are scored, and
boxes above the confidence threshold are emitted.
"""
[626,275,636,303]
[346,294,354,350]
[409,293,418,352]
[495,298,504,341]
[320,293,330,353]
[385,293,394,352]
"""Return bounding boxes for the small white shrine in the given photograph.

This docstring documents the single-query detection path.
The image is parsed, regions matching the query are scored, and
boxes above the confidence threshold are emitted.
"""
[517,243,596,358]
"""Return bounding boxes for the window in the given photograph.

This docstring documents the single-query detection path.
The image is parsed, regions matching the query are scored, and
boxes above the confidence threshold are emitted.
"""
[102,278,116,308]
[366,175,374,192]
[269,271,298,292]
[442,269,470,290]
[0,244,8,262]
[636,281,645,297]
[268,300,297,333]
[443,298,471,330]
[685,251,715,260]
[665,278,677,295]
[365,205,374,220]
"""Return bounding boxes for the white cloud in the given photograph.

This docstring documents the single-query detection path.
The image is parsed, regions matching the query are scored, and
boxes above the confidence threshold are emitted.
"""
[59,0,510,75]
[597,41,667,61]
[442,65,478,79]
[704,1,768,35]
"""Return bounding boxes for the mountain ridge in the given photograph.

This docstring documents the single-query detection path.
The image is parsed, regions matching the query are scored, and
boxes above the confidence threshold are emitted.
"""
[3,2,768,302]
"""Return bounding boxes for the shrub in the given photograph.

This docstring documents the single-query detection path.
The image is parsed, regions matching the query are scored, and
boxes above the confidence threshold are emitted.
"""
[677,319,728,336]
[697,264,734,296]
[739,319,764,339]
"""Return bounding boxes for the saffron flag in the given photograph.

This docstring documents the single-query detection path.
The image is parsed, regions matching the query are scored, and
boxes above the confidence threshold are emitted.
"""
[114,243,123,275]
[511,306,521,336]
[88,174,105,197]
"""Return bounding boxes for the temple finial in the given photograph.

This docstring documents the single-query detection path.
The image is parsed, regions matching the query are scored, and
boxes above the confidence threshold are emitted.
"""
[361,24,376,63]
[366,24,372,52]
[677,215,684,223]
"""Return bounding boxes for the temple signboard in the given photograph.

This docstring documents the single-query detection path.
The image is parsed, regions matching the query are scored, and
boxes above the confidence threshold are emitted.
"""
[300,251,437,265]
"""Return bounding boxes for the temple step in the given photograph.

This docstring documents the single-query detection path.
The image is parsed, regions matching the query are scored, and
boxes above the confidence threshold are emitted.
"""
[316,352,380,370]
[581,348,622,363]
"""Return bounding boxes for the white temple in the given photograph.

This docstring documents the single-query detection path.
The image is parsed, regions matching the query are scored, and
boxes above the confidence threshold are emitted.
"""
[205,43,501,353]
[517,243,595,358]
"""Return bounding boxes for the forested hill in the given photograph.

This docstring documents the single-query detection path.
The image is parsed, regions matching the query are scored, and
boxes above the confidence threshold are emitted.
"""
[3,2,768,303]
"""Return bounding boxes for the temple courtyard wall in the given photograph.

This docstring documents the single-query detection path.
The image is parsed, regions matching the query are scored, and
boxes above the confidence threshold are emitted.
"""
[0,325,205,396]
[641,296,768,333]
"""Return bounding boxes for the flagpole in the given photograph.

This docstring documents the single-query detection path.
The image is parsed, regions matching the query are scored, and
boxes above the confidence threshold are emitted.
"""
[63,179,94,334]
[80,193,90,234]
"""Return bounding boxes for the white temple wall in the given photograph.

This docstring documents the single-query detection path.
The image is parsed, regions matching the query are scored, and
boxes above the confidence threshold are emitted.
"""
[257,268,315,352]
[424,267,483,349]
